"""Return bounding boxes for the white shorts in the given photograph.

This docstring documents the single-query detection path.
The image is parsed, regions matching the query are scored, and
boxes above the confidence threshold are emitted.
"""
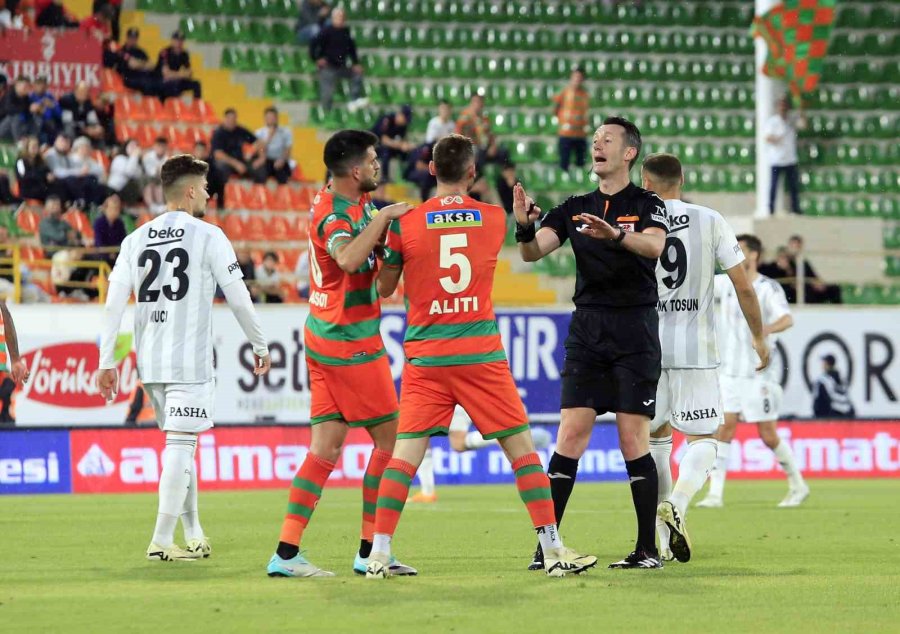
[144,381,215,433]
[720,375,782,423]
[449,405,471,434]
[650,368,724,436]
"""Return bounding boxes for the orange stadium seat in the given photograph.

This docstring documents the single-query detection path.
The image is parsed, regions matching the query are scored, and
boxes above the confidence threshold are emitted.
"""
[225,182,249,209]
[118,95,148,122]
[245,184,268,211]
[289,214,310,241]
[115,122,139,144]
[269,185,292,212]
[134,124,160,148]
[222,214,246,241]
[194,100,219,125]
[101,68,126,94]
[144,98,164,122]
[63,209,93,240]
[290,187,314,211]
[16,207,40,234]
[279,248,300,271]
[244,214,268,241]
[268,215,292,240]
[165,126,195,153]
[161,99,181,122]
[92,149,110,172]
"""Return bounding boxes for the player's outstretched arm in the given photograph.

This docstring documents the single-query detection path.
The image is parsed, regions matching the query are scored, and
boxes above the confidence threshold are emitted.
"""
[575,214,665,258]
[377,264,402,298]
[513,183,559,262]
[0,300,28,385]
[221,280,270,376]
[97,281,132,401]
[725,264,769,371]
[334,202,411,273]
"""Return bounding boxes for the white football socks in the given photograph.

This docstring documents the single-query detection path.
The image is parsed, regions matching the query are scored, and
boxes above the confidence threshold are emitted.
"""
[773,440,805,489]
[707,440,731,499]
[151,433,196,547]
[181,462,204,542]
[537,524,564,553]
[372,533,392,558]
[417,448,436,496]
[464,431,498,450]
[671,438,718,516]
[650,435,673,547]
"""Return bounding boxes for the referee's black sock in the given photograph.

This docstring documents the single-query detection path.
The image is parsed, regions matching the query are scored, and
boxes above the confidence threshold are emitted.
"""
[625,453,658,555]
[548,452,580,528]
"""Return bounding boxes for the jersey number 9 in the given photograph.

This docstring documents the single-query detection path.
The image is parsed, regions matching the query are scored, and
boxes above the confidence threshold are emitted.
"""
[660,236,687,290]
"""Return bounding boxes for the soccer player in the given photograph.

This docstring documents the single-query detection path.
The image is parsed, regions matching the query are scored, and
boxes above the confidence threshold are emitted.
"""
[97,154,271,561]
[515,118,668,570]
[0,300,30,386]
[266,130,417,578]
[409,405,553,503]
[365,134,597,578]
[640,154,769,563]
[698,235,810,508]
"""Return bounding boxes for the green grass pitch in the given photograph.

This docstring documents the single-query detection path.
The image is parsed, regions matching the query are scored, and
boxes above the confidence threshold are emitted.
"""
[1,480,898,633]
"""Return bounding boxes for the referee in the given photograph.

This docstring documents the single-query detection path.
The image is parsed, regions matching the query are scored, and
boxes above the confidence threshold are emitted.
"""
[515,117,669,569]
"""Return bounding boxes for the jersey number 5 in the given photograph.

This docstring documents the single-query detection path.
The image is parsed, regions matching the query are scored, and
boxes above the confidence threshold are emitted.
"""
[660,236,687,290]
[439,234,471,294]
[138,248,190,302]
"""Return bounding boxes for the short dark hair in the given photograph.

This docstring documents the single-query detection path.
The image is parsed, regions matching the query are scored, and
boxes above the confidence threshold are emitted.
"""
[323,129,378,177]
[642,153,682,189]
[154,136,168,145]
[46,194,62,206]
[263,251,278,261]
[160,154,209,196]
[265,106,278,116]
[602,116,642,169]
[432,134,475,183]
[224,108,236,117]
[737,234,763,256]
[438,99,451,107]
[789,234,803,243]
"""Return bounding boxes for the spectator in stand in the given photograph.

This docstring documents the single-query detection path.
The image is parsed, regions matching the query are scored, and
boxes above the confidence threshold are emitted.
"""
[254,106,293,184]
[553,66,589,171]
[142,136,169,214]
[79,4,113,41]
[371,105,414,183]
[294,249,309,300]
[36,0,79,28]
[786,235,841,304]
[157,30,202,99]
[812,354,855,419]
[117,27,163,99]
[455,93,509,171]
[764,96,806,215]
[193,140,224,209]
[92,193,126,267]
[29,76,62,145]
[44,134,107,207]
[93,0,122,41]
[255,251,285,303]
[68,136,109,206]
[233,249,259,302]
[309,7,367,112]
[0,76,39,142]
[0,225,50,304]
[296,0,331,45]
[107,139,144,205]
[59,82,105,145]
[425,100,455,144]
[38,195,77,247]
[211,108,260,184]
[15,136,53,201]
[759,245,797,303]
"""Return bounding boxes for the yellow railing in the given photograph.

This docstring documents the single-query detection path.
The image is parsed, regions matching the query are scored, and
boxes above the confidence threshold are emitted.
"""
[0,244,115,304]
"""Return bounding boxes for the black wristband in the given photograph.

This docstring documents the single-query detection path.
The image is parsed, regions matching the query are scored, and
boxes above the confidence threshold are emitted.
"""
[515,222,536,243]
[614,227,627,243]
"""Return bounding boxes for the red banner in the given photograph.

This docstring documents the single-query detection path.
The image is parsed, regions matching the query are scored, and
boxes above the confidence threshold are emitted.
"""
[0,29,102,96]
[68,421,900,494]
[70,426,380,494]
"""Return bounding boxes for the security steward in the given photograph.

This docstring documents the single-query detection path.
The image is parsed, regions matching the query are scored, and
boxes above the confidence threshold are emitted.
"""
[514,117,669,570]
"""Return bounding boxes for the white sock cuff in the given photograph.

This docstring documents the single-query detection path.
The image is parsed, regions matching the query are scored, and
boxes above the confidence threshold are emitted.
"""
[166,433,197,454]
[650,435,673,447]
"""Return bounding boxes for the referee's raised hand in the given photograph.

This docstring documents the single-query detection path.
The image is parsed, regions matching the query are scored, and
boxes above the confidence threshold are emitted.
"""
[575,213,620,240]
[513,182,541,226]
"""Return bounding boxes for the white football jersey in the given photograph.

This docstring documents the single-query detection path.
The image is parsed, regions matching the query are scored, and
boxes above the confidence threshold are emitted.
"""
[656,200,744,369]
[108,211,243,383]
[716,272,791,379]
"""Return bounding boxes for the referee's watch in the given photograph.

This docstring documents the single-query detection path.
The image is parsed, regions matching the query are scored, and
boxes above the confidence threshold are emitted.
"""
[614,227,627,243]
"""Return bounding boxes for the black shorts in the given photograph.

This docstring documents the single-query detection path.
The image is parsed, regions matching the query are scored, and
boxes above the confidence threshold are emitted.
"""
[560,306,662,417]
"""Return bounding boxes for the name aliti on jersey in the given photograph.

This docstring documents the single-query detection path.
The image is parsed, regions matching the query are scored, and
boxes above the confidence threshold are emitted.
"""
[429,295,480,315]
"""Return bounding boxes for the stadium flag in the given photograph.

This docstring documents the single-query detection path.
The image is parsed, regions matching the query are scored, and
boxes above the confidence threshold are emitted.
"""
[752,0,837,99]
